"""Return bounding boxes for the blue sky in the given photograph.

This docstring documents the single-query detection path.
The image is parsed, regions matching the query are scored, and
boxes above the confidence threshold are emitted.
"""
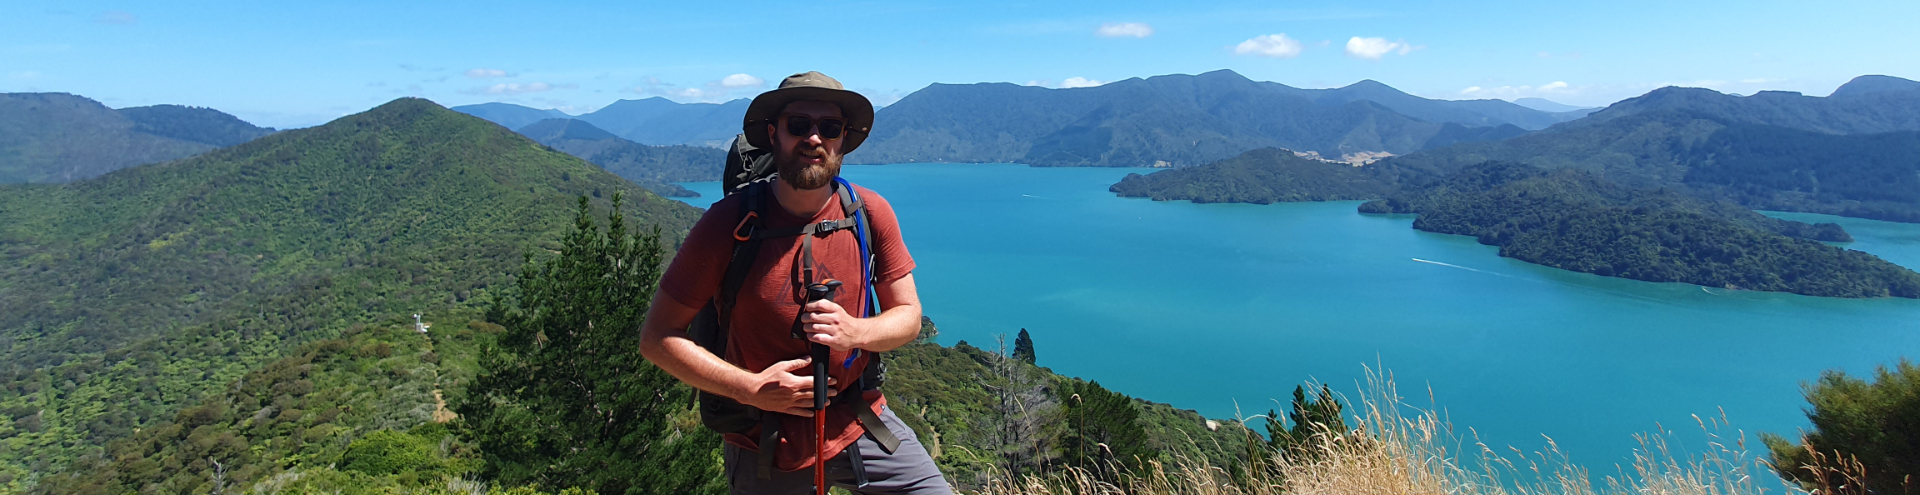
[5,0,1915,129]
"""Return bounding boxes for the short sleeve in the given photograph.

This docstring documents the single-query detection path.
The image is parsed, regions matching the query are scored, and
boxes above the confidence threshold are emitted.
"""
[856,187,916,283]
[657,197,745,309]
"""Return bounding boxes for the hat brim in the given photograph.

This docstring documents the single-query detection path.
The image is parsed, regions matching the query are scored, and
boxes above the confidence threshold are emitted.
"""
[743,86,874,153]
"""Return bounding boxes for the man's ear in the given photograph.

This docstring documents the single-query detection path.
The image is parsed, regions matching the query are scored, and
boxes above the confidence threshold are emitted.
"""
[766,123,779,146]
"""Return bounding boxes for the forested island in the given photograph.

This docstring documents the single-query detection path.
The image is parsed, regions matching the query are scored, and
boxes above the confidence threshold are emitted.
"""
[1359,162,1917,298]
[1109,146,1917,298]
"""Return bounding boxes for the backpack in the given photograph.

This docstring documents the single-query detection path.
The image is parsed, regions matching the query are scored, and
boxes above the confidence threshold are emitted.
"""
[686,134,900,477]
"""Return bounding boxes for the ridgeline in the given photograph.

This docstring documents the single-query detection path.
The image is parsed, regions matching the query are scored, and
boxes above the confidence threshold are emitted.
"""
[0,93,272,183]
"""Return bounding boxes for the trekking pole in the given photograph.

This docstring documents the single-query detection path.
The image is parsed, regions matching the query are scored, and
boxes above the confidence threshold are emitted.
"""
[795,279,842,495]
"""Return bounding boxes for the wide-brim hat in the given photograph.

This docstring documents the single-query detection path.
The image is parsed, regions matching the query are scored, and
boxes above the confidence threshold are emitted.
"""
[743,71,875,153]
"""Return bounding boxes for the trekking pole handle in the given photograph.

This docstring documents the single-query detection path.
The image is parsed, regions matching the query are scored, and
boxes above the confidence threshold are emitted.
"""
[793,280,843,339]
[799,280,840,412]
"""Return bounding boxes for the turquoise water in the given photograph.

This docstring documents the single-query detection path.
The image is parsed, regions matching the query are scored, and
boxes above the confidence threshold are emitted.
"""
[676,164,1920,479]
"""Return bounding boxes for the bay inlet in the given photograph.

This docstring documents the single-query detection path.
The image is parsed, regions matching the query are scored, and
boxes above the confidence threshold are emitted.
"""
[677,162,1920,478]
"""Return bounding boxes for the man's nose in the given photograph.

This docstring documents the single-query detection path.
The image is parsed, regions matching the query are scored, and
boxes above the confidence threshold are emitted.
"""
[805,133,824,146]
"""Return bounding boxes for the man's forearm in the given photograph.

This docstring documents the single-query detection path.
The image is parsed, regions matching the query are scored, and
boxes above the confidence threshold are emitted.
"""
[642,331,753,399]
[637,297,756,401]
[857,302,922,352]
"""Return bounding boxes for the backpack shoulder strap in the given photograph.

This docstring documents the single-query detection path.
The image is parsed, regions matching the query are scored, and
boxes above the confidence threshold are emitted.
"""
[716,181,770,327]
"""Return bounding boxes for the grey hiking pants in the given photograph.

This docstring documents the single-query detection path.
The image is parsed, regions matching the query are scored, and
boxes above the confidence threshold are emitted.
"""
[722,406,954,495]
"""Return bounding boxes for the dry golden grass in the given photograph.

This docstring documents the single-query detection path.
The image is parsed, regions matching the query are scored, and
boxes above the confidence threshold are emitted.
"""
[969,366,1838,495]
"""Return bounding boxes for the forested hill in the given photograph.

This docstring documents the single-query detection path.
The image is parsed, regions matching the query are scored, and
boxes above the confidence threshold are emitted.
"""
[850,70,1547,167]
[1572,74,1920,134]
[1358,162,1919,298]
[116,104,275,147]
[1385,108,1920,223]
[0,97,702,486]
[0,93,272,183]
[516,118,724,196]
[1108,148,1427,203]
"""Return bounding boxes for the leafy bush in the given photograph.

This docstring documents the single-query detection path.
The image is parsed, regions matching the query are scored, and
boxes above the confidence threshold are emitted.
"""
[1763,359,1920,493]
[341,429,439,476]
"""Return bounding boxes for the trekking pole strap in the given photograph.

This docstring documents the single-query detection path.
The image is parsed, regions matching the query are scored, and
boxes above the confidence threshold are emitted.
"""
[855,401,902,454]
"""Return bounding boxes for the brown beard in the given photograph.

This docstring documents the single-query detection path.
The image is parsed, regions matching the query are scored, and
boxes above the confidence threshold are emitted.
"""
[774,144,841,190]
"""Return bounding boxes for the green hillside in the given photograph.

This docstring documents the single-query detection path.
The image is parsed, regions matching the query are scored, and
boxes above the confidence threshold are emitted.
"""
[0,97,702,488]
[0,93,217,183]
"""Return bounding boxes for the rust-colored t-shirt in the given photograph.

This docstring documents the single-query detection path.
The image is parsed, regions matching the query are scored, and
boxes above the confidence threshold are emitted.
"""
[659,183,915,472]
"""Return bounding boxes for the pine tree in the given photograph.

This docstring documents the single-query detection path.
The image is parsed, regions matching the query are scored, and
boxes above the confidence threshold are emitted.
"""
[1059,379,1152,480]
[1012,328,1036,364]
[1271,384,1348,462]
[456,194,724,495]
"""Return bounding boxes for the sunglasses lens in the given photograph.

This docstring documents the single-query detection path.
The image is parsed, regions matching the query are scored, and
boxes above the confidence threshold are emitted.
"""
[781,116,849,139]
[785,116,812,137]
[817,119,845,139]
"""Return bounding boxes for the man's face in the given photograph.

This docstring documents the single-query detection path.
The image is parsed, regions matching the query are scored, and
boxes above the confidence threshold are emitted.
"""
[768,100,845,191]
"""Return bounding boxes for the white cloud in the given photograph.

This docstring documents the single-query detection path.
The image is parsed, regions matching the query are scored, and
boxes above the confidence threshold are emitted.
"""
[465,68,509,79]
[1097,22,1154,38]
[1061,77,1105,88]
[1345,37,1416,59]
[1458,81,1578,99]
[7,71,43,80]
[480,82,577,95]
[1235,34,1305,58]
[1025,79,1052,87]
[720,73,766,88]
[94,10,136,25]
[628,74,784,101]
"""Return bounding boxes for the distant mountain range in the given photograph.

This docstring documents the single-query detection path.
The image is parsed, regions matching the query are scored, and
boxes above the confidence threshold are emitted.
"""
[516,118,725,196]
[1512,98,1595,114]
[1388,74,1920,221]
[451,102,571,131]
[1570,74,1920,134]
[1,93,274,183]
[454,98,747,148]
[454,70,1589,167]
[850,70,1566,167]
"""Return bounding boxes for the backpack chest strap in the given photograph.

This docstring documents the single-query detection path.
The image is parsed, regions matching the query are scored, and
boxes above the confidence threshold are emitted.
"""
[748,215,860,240]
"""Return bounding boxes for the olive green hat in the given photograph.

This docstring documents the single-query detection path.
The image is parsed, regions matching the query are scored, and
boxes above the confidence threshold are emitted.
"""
[742,71,874,153]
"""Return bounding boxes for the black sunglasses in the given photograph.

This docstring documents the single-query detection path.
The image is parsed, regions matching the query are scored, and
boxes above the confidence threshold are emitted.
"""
[782,115,848,139]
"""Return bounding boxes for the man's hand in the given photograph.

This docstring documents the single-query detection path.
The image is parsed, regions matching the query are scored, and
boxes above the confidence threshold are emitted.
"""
[739,357,837,417]
[799,299,864,351]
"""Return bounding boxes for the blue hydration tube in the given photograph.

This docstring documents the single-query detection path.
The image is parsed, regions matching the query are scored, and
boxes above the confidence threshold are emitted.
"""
[836,177,878,368]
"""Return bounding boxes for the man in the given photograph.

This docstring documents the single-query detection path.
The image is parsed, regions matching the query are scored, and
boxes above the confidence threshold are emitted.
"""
[639,72,952,495]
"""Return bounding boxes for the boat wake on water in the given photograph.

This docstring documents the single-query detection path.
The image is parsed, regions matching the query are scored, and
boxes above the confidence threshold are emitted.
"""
[1410,258,1485,273]
[1021,194,1057,200]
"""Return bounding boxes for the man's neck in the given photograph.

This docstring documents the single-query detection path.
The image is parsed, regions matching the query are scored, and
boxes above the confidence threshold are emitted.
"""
[771,176,834,218]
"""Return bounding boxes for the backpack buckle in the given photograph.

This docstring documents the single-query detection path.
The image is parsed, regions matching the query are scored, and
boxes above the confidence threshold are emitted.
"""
[733,211,759,241]
[815,219,839,233]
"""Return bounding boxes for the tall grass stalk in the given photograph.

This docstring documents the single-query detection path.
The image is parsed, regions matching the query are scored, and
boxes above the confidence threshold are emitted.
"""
[970,366,1815,495]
